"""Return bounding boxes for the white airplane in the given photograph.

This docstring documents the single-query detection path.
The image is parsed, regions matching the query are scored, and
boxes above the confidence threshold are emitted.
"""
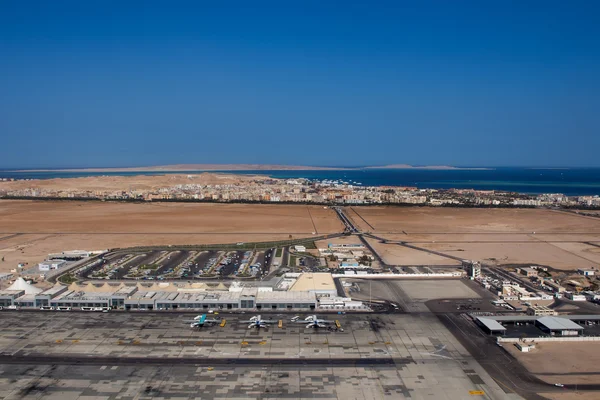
[183,314,220,329]
[292,315,334,329]
[241,315,277,329]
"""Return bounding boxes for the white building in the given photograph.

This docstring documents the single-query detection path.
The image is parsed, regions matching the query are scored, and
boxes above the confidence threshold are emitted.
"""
[578,269,595,276]
[39,260,67,271]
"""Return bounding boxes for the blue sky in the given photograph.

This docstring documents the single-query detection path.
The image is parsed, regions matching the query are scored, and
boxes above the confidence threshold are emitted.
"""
[1,1,599,168]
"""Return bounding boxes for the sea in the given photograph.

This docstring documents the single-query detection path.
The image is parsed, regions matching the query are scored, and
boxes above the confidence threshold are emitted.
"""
[1,167,600,196]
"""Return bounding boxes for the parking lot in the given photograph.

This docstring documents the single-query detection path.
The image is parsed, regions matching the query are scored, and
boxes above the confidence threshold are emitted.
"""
[79,248,274,281]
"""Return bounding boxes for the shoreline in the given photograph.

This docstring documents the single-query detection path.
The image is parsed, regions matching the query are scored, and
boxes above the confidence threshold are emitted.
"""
[5,164,493,173]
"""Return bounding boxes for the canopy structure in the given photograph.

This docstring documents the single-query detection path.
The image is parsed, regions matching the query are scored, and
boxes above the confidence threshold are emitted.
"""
[6,277,43,294]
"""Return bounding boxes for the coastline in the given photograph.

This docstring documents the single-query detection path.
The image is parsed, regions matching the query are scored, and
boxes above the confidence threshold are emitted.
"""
[7,164,492,173]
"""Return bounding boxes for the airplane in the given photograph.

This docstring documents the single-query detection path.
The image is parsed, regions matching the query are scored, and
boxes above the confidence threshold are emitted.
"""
[241,315,278,329]
[292,315,334,329]
[184,314,220,329]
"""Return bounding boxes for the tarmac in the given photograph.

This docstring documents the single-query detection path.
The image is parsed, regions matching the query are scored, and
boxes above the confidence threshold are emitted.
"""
[0,311,518,400]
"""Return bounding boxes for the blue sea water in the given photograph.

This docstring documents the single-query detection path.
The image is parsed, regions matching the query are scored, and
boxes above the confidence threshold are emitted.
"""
[1,167,600,196]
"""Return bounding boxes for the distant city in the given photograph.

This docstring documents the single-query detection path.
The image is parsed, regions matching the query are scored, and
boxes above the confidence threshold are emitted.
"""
[2,175,599,209]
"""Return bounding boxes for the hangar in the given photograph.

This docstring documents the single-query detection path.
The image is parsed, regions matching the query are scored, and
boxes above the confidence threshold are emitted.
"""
[475,315,591,337]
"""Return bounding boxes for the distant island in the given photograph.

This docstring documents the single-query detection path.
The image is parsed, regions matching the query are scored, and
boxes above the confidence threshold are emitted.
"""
[12,163,491,173]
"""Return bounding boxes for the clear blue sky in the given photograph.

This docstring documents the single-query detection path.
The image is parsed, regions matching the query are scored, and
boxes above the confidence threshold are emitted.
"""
[1,1,599,168]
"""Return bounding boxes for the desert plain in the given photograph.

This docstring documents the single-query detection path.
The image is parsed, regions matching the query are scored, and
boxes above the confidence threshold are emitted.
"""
[0,200,342,273]
[348,206,600,270]
[2,201,600,274]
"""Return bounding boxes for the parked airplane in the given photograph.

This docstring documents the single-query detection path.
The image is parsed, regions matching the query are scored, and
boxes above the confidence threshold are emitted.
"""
[184,314,220,329]
[242,315,277,329]
[292,315,334,329]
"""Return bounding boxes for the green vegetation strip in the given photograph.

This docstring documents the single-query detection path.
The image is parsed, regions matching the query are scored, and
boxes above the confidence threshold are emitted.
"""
[114,235,332,253]
[58,274,78,284]
[275,248,283,257]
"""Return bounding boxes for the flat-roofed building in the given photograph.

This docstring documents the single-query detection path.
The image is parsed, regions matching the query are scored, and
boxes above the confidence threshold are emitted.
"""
[289,273,337,297]
[545,280,565,293]
[536,316,584,336]
[578,269,595,276]
[256,291,316,310]
[38,260,67,271]
[318,296,366,310]
[0,289,24,307]
[35,285,69,307]
[526,305,557,316]
[15,293,37,308]
[110,285,138,309]
[125,291,157,310]
[518,267,538,277]
[51,291,112,308]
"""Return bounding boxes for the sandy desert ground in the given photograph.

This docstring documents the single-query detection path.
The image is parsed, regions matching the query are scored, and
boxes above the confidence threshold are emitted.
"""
[347,207,600,270]
[505,342,600,386]
[348,207,600,234]
[364,237,460,266]
[0,201,343,273]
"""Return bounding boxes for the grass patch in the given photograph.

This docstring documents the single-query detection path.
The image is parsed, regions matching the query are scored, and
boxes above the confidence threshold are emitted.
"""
[275,248,283,257]
[289,255,297,267]
[58,274,77,284]
[140,264,160,270]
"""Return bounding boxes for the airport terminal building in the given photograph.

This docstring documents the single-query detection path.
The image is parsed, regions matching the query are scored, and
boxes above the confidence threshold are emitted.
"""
[6,273,366,312]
